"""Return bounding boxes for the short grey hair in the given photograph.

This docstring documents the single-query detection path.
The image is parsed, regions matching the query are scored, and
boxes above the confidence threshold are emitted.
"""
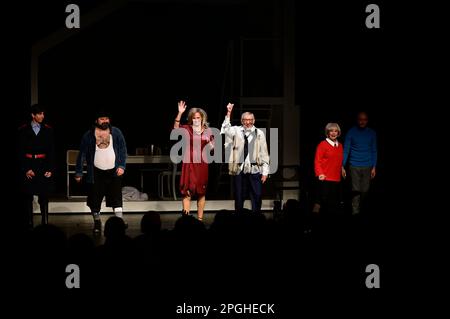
[241,112,255,121]
[324,123,341,137]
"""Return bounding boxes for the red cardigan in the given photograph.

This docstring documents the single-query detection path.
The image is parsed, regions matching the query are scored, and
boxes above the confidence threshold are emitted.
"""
[314,140,343,182]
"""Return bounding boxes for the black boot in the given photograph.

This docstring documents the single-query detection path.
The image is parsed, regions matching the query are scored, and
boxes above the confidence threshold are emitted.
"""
[26,199,34,230]
[40,202,49,225]
[92,212,102,235]
[93,219,102,235]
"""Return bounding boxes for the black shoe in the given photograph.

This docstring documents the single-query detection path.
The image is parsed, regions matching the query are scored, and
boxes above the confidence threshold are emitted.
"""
[181,209,189,216]
[93,219,102,234]
[41,204,48,225]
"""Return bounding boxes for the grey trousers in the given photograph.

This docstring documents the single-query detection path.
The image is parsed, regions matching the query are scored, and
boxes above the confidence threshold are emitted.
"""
[349,166,372,215]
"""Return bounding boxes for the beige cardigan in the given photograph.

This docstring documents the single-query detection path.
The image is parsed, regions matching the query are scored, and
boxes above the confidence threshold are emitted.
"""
[221,117,270,176]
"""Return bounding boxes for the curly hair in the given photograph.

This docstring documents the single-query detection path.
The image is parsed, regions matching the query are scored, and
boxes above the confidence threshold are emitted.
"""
[186,107,209,128]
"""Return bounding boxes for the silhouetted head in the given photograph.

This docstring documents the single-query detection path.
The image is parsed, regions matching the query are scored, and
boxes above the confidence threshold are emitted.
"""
[104,216,126,239]
[141,211,161,235]
[210,210,237,234]
[174,214,206,237]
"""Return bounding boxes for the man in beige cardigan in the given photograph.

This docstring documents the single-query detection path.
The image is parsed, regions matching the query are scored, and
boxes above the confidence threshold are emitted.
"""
[221,103,270,213]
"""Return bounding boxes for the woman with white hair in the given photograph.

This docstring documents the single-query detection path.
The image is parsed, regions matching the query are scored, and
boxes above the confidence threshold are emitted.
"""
[313,123,344,215]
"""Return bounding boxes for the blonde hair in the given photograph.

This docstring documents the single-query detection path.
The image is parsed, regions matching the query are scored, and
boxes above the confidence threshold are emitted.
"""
[187,108,209,128]
[324,123,341,137]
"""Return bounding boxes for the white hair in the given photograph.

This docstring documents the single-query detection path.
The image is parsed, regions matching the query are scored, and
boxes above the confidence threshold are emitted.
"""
[324,123,341,137]
[241,112,255,121]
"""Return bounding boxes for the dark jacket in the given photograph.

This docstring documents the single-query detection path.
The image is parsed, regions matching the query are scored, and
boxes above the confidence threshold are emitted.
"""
[17,122,55,194]
[76,126,127,184]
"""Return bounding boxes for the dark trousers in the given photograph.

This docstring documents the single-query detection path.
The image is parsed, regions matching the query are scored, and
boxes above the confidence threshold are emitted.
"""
[233,172,262,213]
[349,166,371,215]
[316,180,341,216]
[22,193,49,228]
[87,167,122,212]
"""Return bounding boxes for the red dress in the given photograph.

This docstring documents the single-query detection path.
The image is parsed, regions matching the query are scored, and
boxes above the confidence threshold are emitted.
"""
[179,125,213,197]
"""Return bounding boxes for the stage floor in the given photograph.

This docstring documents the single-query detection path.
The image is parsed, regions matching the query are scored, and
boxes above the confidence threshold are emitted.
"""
[31,198,277,244]
[33,199,276,213]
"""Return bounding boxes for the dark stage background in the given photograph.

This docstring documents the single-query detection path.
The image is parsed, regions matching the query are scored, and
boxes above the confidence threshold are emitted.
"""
[2,0,443,310]
[8,0,411,205]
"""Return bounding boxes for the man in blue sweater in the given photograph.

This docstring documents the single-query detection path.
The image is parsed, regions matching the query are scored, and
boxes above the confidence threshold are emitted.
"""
[342,112,377,215]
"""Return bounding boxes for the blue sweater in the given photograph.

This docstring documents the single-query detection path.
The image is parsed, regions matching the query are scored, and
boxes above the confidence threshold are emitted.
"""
[343,126,377,167]
[75,126,127,183]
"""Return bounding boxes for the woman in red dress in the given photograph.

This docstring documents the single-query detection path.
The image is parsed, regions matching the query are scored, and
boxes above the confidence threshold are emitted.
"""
[173,100,213,221]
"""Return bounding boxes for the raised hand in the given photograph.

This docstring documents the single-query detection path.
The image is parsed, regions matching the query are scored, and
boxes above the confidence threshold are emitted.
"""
[178,100,187,114]
[226,103,234,113]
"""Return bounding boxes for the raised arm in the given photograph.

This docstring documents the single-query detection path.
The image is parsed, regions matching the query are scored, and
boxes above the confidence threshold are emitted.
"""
[174,100,187,129]
[220,103,235,136]
[226,102,233,118]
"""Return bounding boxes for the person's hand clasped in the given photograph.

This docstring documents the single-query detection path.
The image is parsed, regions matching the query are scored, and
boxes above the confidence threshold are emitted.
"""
[44,171,52,178]
[25,169,35,179]
[116,167,124,177]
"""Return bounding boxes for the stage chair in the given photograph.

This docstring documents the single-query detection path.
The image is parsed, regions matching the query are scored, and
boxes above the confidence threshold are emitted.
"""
[66,149,87,199]
[271,165,301,202]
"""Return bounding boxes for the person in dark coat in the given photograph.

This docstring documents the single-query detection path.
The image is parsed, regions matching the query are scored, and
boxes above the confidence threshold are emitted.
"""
[75,111,127,234]
[17,104,55,228]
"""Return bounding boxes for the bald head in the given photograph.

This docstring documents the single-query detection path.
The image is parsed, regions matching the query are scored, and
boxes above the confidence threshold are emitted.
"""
[357,112,368,128]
